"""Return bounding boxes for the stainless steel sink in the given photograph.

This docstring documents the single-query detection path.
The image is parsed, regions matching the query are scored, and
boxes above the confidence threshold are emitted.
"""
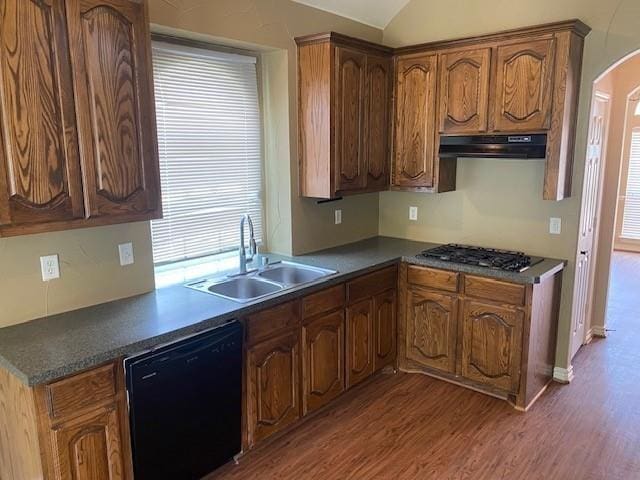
[187,276,283,303]
[258,261,336,286]
[185,261,337,303]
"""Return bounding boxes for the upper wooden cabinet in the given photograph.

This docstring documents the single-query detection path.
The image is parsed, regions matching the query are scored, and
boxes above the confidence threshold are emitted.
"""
[438,48,491,134]
[492,39,555,133]
[0,0,160,236]
[296,33,393,199]
[392,53,438,190]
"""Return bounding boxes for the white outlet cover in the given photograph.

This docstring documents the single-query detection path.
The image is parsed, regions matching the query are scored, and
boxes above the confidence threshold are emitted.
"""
[40,254,60,281]
[549,217,562,235]
[335,209,342,225]
[409,206,418,221]
[118,242,135,266]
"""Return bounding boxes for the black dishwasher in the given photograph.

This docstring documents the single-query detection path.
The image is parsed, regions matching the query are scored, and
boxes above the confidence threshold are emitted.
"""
[125,321,242,480]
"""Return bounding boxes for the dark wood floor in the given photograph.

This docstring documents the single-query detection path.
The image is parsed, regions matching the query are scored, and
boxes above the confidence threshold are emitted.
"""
[210,252,640,479]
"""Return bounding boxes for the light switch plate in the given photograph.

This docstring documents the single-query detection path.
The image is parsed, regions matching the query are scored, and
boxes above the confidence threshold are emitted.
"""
[409,206,418,221]
[549,217,562,235]
[40,255,60,281]
[118,242,135,266]
[335,209,342,225]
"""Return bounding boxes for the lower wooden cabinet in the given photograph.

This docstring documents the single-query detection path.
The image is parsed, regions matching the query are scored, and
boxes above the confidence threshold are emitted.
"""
[246,330,301,447]
[51,405,128,480]
[405,287,458,374]
[346,299,374,388]
[302,310,345,415]
[460,300,524,393]
[373,289,397,371]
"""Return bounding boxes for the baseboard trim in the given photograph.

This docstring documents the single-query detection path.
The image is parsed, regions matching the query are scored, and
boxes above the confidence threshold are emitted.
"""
[553,365,574,384]
[591,325,607,338]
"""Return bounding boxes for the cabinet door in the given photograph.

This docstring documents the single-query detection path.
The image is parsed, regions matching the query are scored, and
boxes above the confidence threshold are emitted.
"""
[247,330,300,446]
[66,0,160,218]
[393,54,437,188]
[346,298,374,388]
[51,404,128,480]
[461,300,523,393]
[492,39,555,132]
[0,0,84,229]
[405,287,458,374]
[439,48,491,133]
[302,310,345,415]
[365,54,392,190]
[335,46,366,192]
[373,289,397,371]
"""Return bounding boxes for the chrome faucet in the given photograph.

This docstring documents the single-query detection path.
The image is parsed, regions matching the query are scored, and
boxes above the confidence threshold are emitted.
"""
[239,214,257,273]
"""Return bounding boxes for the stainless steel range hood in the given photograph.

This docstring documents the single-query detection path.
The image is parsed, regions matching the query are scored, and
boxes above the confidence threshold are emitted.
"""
[439,134,547,159]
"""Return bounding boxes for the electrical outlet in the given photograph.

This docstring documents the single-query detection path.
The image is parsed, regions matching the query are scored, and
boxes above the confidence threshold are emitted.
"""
[118,242,135,266]
[40,255,60,281]
[335,209,342,225]
[409,206,418,221]
[549,217,562,235]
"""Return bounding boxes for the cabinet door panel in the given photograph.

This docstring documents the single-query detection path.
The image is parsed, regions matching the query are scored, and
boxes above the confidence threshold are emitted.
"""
[405,287,457,374]
[302,310,345,414]
[439,48,491,133]
[393,54,437,188]
[365,54,391,190]
[0,0,84,227]
[346,298,374,388]
[374,289,396,371]
[52,405,127,480]
[493,39,555,132]
[461,300,523,393]
[335,46,366,192]
[67,0,159,218]
[247,330,300,446]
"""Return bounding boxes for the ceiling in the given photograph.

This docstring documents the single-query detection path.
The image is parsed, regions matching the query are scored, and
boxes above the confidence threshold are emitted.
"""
[292,0,410,29]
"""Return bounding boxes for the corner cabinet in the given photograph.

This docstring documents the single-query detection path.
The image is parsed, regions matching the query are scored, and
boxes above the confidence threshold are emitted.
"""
[296,33,393,199]
[0,0,160,237]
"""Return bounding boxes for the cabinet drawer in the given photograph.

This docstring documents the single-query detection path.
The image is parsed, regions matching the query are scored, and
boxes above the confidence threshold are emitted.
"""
[407,265,458,292]
[302,284,345,319]
[464,275,526,306]
[45,363,117,420]
[246,300,301,345]
[347,266,397,304]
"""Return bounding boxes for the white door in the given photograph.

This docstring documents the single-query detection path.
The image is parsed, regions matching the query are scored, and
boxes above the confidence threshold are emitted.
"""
[570,91,611,359]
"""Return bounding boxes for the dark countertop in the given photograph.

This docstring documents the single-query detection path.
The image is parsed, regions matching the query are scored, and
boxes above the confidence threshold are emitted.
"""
[0,236,566,386]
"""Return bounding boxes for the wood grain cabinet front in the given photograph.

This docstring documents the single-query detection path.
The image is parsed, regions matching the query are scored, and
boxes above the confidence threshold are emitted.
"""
[0,0,160,237]
[296,33,393,199]
[246,330,301,447]
[491,38,555,133]
[405,286,458,374]
[460,300,524,393]
[302,310,345,415]
[346,298,375,388]
[373,289,397,371]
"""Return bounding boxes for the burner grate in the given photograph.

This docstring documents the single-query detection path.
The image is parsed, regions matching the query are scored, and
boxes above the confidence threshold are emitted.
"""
[419,244,539,273]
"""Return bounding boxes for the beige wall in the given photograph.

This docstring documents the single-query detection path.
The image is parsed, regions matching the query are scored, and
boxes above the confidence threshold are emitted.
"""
[382,0,640,370]
[0,222,155,327]
[591,54,640,333]
[148,0,382,255]
[0,0,382,327]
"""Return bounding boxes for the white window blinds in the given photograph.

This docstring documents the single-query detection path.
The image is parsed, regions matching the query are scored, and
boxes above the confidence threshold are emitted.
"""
[151,41,263,264]
[621,129,640,240]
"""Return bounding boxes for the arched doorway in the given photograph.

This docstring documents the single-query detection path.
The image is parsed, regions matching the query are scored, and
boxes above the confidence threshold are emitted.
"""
[572,49,640,359]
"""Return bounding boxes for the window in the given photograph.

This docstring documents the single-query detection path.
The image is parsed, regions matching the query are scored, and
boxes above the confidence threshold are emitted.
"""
[150,40,263,265]
[621,128,640,240]
[635,100,640,116]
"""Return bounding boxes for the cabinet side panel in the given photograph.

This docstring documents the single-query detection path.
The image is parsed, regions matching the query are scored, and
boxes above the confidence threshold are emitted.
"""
[298,42,332,198]
[545,31,584,200]
[523,272,562,408]
[0,368,44,479]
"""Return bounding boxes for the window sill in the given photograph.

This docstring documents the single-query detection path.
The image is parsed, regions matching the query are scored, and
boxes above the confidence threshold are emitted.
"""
[154,251,240,289]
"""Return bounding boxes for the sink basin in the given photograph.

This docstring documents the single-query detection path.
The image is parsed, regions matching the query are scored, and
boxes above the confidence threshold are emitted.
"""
[258,262,336,286]
[188,277,283,302]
